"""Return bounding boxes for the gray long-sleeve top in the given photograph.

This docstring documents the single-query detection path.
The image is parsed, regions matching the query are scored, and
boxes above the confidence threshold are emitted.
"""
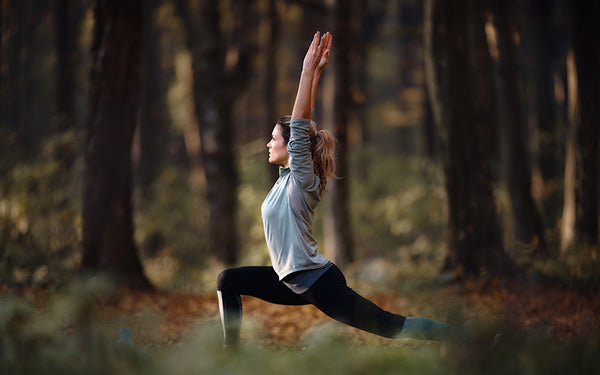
[261,118,330,280]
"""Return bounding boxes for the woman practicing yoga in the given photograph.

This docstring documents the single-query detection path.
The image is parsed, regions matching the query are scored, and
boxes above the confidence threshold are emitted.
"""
[217,31,465,347]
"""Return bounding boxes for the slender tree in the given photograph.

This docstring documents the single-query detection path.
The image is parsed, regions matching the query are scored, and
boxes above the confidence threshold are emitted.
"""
[175,0,256,265]
[55,0,82,131]
[425,0,518,278]
[0,1,37,151]
[352,0,394,179]
[567,0,599,248]
[82,0,151,288]
[322,0,356,266]
[349,0,368,171]
[0,1,18,133]
[560,48,577,252]
[138,0,167,199]
[488,0,548,254]
[530,0,562,184]
[398,1,434,158]
[265,0,281,186]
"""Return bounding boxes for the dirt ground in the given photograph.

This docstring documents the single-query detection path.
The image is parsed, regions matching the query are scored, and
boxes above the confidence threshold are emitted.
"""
[92,280,600,349]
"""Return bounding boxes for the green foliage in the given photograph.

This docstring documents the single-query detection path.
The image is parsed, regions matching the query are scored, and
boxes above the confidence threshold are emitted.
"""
[1,130,82,286]
[531,243,600,291]
[0,277,152,375]
[133,148,272,290]
[348,150,447,283]
[235,149,273,267]
[134,166,210,289]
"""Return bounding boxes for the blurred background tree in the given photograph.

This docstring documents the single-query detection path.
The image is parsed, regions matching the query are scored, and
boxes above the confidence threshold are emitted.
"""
[81,0,150,288]
[321,0,357,266]
[1,0,598,290]
[567,0,599,250]
[425,0,518,278]
[488,0,548,256]
[174,0,257,266]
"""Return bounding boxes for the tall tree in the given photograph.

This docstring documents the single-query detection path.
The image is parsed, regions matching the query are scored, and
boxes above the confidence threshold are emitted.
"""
[175,0,256,265]
[138,0,167,199]
[0,1,37,151]
[530,0,562,184]
[488,0,548,254]
[0,1,18,133]
[265,0,281,186]
[425,0,518,278]
[355,0,387,175]
[82,0,150,288]
[55,0,82,131]
[321,0,356,266]
[561,49,577,252]
[350,0,368,171]
[566,0,599,248]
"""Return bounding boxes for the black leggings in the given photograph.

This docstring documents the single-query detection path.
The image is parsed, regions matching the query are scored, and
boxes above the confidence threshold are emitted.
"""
[216,265,406,345]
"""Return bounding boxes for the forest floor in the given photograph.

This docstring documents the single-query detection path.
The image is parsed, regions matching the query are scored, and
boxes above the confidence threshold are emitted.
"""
[84,279,600,350]
[2,277,600,375]
[4,278,598,352]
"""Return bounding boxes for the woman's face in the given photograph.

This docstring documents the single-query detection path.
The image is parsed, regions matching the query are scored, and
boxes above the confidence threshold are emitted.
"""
[267,124,289,167]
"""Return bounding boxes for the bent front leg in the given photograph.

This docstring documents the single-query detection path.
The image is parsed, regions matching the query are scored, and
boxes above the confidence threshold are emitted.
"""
[216,290,242,347]
[216,266,307,346]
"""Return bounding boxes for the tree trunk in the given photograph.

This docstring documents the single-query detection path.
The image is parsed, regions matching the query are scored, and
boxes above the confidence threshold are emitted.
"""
[530,0,561,184]
[568,1,599,247]
[138,0,166,199]
[55,0,81,131]
[176,0,255,265]
[354,0,387,176]
[0,1,18,133]
[265,0,281,186]
[351,0,368,176]
[425,0,518,279]
[82,0,151,288]
[322,0,355,266]
[0,1,36,151]
[560,51,576,252]
[422,90,436,159]
[488,0,548,254]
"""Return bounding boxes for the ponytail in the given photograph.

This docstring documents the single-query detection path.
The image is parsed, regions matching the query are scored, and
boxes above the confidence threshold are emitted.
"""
[309,122,336,193]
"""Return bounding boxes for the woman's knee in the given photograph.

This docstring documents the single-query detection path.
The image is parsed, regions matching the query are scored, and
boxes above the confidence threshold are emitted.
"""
[217,268,236,292]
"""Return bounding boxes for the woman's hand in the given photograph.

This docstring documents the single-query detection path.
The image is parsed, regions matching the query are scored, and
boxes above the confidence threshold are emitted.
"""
[310,32,332,111]
[302,32,332,74]
[294,32,332,119]
[316,32,332,73]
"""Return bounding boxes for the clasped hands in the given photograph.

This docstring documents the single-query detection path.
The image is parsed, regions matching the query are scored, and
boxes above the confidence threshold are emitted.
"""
[303,31,333,75]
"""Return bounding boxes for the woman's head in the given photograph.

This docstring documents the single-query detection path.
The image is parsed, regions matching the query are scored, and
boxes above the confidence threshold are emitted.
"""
[268,116,336,191]
[267,119,290,167]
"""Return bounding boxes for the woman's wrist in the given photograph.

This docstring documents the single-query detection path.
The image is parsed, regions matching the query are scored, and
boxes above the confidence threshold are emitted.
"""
[302,66,318,76]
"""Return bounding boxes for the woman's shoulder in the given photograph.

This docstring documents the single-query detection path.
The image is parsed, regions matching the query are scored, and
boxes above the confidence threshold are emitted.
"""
[289,172,321,196]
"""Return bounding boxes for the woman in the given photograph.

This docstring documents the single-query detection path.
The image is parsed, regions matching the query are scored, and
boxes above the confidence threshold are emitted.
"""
[217,32,464,347]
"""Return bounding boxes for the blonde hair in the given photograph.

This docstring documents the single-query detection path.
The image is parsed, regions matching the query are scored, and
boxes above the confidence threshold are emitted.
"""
[277,116,336,192]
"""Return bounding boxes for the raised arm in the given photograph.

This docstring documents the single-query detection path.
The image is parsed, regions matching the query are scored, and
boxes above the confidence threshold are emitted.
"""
[311,33,332,112]
[292,32,332,119]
